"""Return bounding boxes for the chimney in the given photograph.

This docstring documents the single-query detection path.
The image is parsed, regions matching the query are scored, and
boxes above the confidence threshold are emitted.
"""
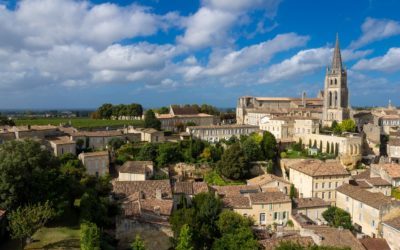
[302,91,307,107]
[156,189,162,200]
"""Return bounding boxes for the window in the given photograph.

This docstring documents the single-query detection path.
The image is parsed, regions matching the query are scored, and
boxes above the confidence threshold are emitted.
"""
[322,183,325,189]
[269,204,273,210]
[260,213,266,224]
[346,196,349,202]
[261,204,264,209]
[359,202,363,208]
[282,211,286,219]
[274,212,278,220]
[328,192,331,199]
[372,220,375,227]
[336,182,338,188]
[328,182,331,188]
[322,192,325,199]
[315,183,318,189]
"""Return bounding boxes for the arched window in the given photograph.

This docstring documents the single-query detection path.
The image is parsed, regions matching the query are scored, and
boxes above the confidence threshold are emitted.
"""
[329,92,332,107]
[334,91,338,107]
[330,79,333,85]
[334,79,337,85]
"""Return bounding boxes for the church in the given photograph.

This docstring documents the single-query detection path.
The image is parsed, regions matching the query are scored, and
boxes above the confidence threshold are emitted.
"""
[236,34,350,127]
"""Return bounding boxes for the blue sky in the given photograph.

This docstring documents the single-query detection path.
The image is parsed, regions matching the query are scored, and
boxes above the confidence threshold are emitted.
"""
[0,0,399,109]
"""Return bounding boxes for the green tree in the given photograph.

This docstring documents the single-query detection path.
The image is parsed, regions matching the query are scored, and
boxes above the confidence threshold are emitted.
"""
[156,106,169,114]
[107,137,125,150]
[136,143,158,162]
[0,140,62,210]
[0,113,15,126]
[261,131,277,160]
[156,143,182,167]
[131,234,146,250]
[340,119,356,133]
[212,226,259,250]
[97,103,113,119]
[8,201,55,243]
[289,184,297,199]
[80,222,101,250]
[242,137,263,162]
[216,210,253,234]
[322,207,353,230]
[176,224,194,250]
[218,143,250,180]
[144,110,161,130]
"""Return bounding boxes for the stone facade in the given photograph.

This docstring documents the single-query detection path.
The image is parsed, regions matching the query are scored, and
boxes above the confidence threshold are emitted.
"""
[118,161,154,181]
[322,34,350,126]
[126,127,165,143]
[295,133,362,168]
[79,151,110,176]
[71,130,125,150]
[288,160,350,204]
[336,184,400,237]
[382,217,400,250]
[186,124,259,143]
[48,136,76,156]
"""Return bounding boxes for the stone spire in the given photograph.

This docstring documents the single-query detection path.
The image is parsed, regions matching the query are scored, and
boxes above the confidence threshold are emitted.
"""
[331,33,343,70]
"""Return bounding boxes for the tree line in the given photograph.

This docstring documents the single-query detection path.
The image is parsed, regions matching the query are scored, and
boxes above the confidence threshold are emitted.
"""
[91,103,143,119]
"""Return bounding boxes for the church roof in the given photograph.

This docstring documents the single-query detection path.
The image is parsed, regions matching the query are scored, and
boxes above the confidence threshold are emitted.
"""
[331,33,343,70]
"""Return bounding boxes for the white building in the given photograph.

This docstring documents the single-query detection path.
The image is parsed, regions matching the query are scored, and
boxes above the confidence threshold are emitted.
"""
[118,161,154,181]
[186,124,259,143]
[79,151,110,176]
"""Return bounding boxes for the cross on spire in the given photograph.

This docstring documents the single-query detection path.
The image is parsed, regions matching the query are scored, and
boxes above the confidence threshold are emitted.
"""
[331,33,343,70]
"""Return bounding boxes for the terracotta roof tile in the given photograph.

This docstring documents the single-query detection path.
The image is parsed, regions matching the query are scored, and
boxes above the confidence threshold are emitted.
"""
[359,238,390,250]
[249,190,291,204]
[336,184,396,209]
[113,180,172,199]
[222,196,251,209]
[383,216,400,231]
[293,198,330,209]
[212,185,261,197]
[290,160,349,177]
[307,226,365,250]
[374,163,400,178]
[119,161,153,174]
[247,173,290,186]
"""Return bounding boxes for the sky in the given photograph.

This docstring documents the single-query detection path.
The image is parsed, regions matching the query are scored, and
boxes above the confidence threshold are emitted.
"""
[0,0,400,109]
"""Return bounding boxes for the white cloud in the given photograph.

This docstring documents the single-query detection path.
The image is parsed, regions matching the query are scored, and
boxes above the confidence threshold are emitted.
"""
[261,47,372,83]
[205,33,309,76]
[178,0,282,48]
[350,17,400,49]
[89,43,177,71]
[352,47,400,72]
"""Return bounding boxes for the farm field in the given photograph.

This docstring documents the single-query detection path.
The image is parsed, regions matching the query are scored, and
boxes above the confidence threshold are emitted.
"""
[15,117,144,129]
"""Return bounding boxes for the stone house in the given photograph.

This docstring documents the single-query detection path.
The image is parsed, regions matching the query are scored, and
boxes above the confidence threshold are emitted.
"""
[71,130,125,150]
[48,136,76,156]
[336,184,400,237]
[13,125,62,139]
[126,127,165,143]
[118,161,154,181]
[382,216,400,250]
[186,124,259,143]
[78,151,109,176]
[388,137,400,163]
[371,163,400,187]
[246,173,291,195]
[156,105,216,132]
[112,180,173,250]
[350,169,392,196]
[213,185,292,227]
[292,198,330,224]
[289,160,350,204]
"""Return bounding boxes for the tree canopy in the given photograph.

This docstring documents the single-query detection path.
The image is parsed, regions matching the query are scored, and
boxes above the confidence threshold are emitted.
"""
[144,109,161,130]
[322,207,353,230]
[261,131,278,160]
[94,103,143,119]
[217,142,250,180]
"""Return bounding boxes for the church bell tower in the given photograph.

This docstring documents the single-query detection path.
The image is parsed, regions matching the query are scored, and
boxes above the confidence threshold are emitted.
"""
[322,34,350,126]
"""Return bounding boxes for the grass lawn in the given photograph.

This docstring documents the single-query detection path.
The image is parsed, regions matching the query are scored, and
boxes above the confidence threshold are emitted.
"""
[25,226,80,250]
[204,170,245,186]
[15,117,144,129]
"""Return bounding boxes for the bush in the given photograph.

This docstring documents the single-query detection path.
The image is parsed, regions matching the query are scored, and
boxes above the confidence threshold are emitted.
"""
[80,222,101,250]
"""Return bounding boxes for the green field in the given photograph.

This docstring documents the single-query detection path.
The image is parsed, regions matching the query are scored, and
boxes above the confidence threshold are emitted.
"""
[15,117,144,129]
[25,226,80,250]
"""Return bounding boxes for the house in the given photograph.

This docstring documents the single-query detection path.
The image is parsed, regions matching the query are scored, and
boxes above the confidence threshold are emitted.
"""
[48,136,76,156]
[246,173,291,195]
[292,198,330,224]
[78,151,110,176]
[126,127,165,143]
[336,184,400,237]
[350,169,392,196]
[388,137,400,163]
[173,181,209,208]
[71,130,125,150]
[300,226,365,250]
[213,185,291,227]
[118,161,154,181]
[371,163,400,187]
[186,124,259,143]
[13,125,62,139]
[289,159,350,204]
[112,180,173,250]
[382,216,400,250]
[156,105,216,132]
